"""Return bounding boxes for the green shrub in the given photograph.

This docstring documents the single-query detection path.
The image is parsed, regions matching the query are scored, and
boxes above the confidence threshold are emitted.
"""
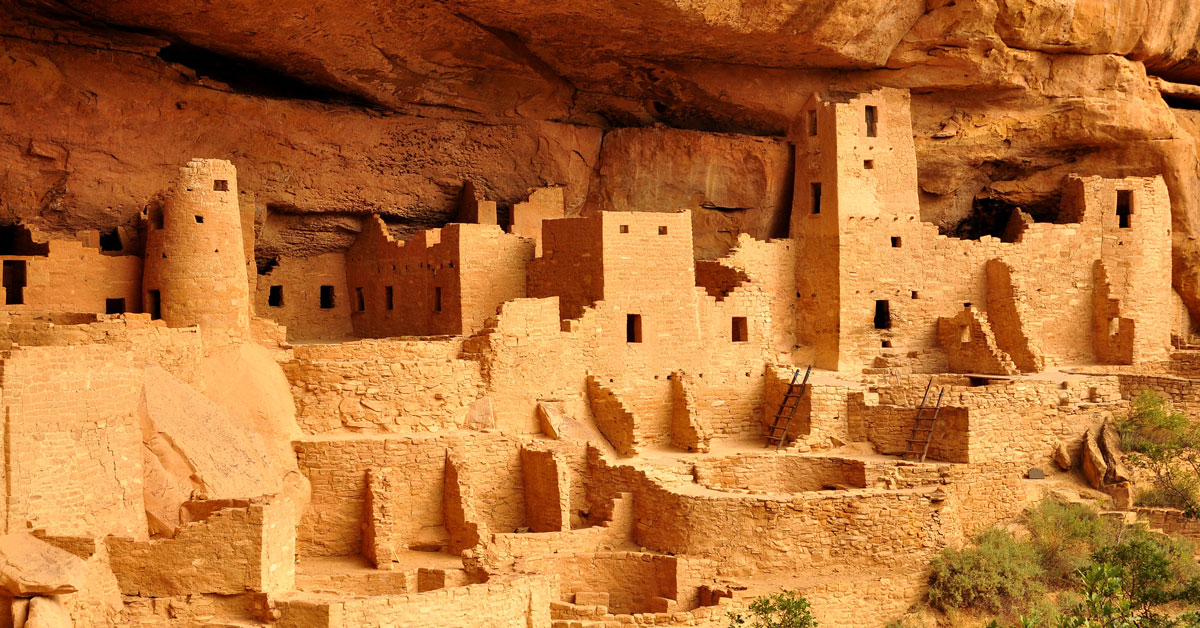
[727,591,818,628]
[1092,527,1200,618]
[1024,498,1118,584]
[927,528,1046,613]
[1116,391,1200,517]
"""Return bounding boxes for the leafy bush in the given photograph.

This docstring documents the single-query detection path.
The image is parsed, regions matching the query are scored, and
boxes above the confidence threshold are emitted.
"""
[1025,498,1119,584]
[927,528,1046,613]
[1091,527,1200,620]
[727,591,818,628]
[1116,392,1200,517]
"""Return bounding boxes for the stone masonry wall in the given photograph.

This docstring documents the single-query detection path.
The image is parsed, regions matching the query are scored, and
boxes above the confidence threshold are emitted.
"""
[0,342,146,537]
[108,496,295,596]
[285,338,485,434]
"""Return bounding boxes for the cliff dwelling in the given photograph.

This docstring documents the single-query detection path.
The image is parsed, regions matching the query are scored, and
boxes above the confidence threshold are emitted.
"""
[6,2,1200,628]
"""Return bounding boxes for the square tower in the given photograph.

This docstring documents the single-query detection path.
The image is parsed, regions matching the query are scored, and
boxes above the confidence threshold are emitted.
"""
[788,88,920,370]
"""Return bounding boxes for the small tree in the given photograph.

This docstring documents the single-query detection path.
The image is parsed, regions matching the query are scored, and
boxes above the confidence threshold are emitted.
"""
[728,591,818,628]
[1055,564,1136,628]
[1116,392,1200,516]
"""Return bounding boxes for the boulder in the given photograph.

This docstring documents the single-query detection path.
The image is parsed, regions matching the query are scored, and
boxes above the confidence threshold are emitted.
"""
[1053,442,1072,470]
[1100,423,1133,485]
[1081,428,1108,490]
[537,402,565,439]
[0,535,87,596]
[24,596,70,628]
[11,597,29,627]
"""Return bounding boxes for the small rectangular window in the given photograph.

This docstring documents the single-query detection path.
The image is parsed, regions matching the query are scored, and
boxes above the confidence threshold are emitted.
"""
[865,105,878,137]
[619,225,629,234]
[731,317,748,342]
[268,285,283,307]
[960,325,971,343]
[873,300,891,330]
[1116,190,1132,229]
[213,180,229,191]
[658,226,668,235]
[434,286,442,313]
[194,215,204,224]
[626,314,642,343]
[320,285,335,309]
[105,298,125,315]
[147,289,162,320]
[807,110,818,136]
[151,210,164,230]
[356,287,365,312]
[811,182,822,215]
[864,159,874,170]
[891,236,902,248]
[911,291,919,299]
[385,286,394,310]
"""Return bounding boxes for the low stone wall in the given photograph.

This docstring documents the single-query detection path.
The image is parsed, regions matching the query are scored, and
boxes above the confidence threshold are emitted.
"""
[589,451,951,577]
[1135,507,1200,541]
[694,453,868,493]
[275,574,556,628]
[108,496,295,595]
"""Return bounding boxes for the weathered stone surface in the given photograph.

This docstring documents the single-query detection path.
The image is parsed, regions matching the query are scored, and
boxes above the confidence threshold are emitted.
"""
[1081,428,1108,491]
[1100,423,1133,485]
[536,402,565,440]
[140,365,278,536]
[0,535,87,596]
[24,596,70,628]
[1053,442,1072,471]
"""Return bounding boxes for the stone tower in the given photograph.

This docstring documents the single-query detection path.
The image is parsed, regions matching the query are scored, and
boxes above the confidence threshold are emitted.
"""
[143,158,250,336]
[788,88,920,370]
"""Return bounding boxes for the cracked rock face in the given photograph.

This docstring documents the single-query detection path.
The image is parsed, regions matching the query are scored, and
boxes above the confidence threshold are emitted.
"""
[3,0,1200,315]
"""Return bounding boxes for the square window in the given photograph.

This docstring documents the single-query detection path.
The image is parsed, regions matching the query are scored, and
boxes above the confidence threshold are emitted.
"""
[619,225,629,234]
[213,179,229,191]
[732,317,748,342]
[658,226,668,235]
[194,215,204,224]
[626,314,642,343]
[864,159,874,170]
[911,291,919,299]
[268,285,283,307]
[891,236,902,248]
[105,298,125,315]
[320,285,335,309]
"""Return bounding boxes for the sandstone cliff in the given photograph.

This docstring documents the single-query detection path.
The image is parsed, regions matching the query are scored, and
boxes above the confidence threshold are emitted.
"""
[4,0,1200,314]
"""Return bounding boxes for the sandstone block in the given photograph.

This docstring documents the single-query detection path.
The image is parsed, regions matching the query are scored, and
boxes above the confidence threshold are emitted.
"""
[537,402,565,439]
[0,535,87,596]
[1081,428,1108,490]
[24,596,70,628]
[1053,442,1072,470]
[1100,423,1132,485]
[574,591,609,606]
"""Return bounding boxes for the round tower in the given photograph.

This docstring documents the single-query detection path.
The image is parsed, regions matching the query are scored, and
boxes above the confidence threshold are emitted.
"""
[143,158,250,336]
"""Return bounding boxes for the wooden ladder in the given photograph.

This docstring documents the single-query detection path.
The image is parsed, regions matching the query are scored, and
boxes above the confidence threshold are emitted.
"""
[903,378,946,463]
[765,366,812,450]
